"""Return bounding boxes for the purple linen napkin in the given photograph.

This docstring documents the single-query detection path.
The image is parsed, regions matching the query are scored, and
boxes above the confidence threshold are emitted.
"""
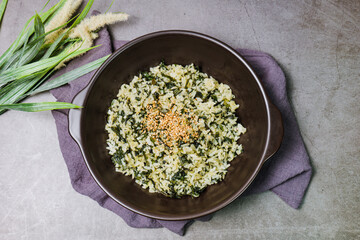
[50,27,312,235]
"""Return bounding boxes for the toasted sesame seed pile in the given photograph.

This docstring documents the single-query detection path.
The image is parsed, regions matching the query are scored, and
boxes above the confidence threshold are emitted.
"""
[143,101,199,147]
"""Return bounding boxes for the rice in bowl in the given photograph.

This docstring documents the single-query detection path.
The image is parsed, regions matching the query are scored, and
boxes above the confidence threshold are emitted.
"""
[105,63,246,197]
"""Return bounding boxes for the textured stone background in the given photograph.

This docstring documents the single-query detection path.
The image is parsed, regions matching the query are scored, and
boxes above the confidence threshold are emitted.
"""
[0,0,359,239]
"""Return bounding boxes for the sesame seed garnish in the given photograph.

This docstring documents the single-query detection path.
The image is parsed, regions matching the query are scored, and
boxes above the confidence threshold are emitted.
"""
[142,100,198,147]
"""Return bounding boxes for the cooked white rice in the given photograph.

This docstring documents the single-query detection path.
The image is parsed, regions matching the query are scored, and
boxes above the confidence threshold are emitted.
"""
[105,63,246,197]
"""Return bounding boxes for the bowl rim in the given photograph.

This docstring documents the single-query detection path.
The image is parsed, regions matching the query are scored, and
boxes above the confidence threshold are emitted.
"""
[69,30,273,220]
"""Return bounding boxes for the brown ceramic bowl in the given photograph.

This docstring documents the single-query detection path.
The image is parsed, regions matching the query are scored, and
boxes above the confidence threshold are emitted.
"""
[68,30,283,220]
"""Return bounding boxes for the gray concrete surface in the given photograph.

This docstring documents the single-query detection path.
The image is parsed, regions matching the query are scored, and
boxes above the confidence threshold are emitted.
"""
[0,0,359,239]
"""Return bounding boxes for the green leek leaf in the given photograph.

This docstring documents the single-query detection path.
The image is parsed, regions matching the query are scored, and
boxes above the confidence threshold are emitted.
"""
[0,0,64,68]
[0,45,97,86]
[30,54,109,95]
[0,0,126,116]
[0,16,76,72]
[0,102,82,112]
[0,54,67,86]
[0,74,47,105]
[41,0,67,25]
[71,0,94,28]
[0,0,7,25]
[17,13,45,66]
[41,28,71,59]
[0,15,34,68]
